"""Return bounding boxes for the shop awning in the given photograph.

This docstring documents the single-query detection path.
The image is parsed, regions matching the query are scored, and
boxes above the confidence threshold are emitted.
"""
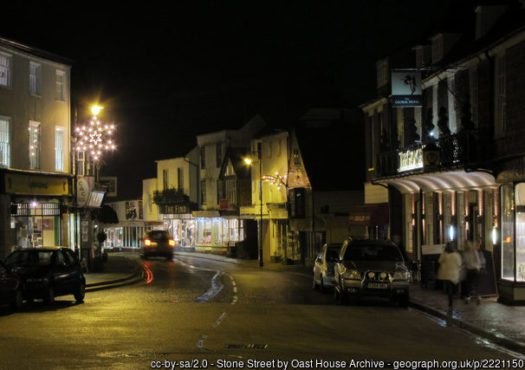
[94,205,119,224]
[375,170,496,194]
[348,204,389,226]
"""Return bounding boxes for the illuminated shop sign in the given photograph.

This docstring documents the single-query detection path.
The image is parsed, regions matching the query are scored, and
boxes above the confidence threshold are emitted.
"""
[398,148,423,172]
[391,69,422,107]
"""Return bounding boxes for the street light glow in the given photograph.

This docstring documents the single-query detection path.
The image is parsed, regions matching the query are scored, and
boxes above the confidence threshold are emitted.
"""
[243,157,254,166]
[90,104,104,117]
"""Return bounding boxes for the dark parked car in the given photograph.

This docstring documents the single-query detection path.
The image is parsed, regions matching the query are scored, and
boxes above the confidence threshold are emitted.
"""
[334,239,410,307]
[143,230,175,260]
[0,260,23,309]
[4,247,86,304]
[312,243,341,291]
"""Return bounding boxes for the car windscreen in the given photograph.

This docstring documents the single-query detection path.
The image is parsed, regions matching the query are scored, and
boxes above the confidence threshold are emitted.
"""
[326,248,340,262]
[147,231,169,241]
[343,245,403,262]
[5,250,54,267]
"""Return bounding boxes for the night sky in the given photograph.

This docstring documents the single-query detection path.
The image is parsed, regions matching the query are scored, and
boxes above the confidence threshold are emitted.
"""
[1,0,474,199]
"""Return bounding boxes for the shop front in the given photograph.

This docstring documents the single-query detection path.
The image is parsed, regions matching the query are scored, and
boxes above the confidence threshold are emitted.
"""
[192,211,246,254]
[497,182,525,303]
[164,214,195,250]
[0,170,72,257]
[378,170,498,293]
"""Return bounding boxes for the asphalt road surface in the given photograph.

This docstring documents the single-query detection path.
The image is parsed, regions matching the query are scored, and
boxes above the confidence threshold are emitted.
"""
[0,253,521,370]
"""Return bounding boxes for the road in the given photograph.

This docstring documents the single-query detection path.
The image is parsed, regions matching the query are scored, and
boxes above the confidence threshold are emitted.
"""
[0,253,521,369]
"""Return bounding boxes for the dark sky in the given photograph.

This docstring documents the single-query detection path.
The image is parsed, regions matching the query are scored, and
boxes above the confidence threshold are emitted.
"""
[1,0,474,199]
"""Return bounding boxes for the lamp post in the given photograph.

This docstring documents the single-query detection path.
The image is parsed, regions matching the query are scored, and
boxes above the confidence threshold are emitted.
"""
[244,142,264,267]
[73,103,116,269]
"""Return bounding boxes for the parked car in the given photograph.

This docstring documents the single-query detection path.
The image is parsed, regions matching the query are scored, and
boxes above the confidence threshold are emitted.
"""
[334,239,410,307]
[0,260,23,309]
[4,247,86,305]
[143,230,175,260]
[312,243,341,291]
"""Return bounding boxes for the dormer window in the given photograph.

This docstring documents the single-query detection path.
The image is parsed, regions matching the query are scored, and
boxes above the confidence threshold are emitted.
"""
[431,34,444,64]
[376,59,389,88]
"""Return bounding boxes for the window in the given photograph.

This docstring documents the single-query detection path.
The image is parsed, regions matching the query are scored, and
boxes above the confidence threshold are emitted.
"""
[200,180,207,205]
[56,70,66,101]
[376,59,389,88]
[29,62,41,95]
[29,121,41,169]
[200,146,206,169]
[0,53,11,87]
[0,117,9,167]
[163,169,169,190]
[55,127,65,171]
[216,143,222,167]
[177,167,184,192]
[495,55,506,139]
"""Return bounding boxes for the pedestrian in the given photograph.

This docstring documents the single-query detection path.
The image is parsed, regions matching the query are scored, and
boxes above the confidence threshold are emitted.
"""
[437,241,463,309]
[462,241,486,304]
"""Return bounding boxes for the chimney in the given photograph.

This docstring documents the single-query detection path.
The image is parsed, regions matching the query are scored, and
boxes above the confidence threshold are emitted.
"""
[475,4,508,39]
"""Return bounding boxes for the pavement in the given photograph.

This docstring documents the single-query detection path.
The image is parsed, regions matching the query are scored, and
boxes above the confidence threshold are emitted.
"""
[84,252,144,292]
[92,250,525,355]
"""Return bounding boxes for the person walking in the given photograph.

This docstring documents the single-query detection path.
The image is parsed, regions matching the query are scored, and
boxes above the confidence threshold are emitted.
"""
[437,241,463,309]
[463,241,486,304]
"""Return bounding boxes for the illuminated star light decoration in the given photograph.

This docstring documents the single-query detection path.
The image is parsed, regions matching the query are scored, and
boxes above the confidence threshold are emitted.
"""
[74,118,116,161]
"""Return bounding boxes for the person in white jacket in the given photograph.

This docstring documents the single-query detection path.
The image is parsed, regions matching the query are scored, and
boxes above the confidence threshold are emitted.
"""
[437,241,463,309]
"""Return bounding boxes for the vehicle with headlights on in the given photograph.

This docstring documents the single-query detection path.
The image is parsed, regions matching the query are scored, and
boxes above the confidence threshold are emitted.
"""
[334,239,410,307]
[4,247,85,305]
[143,230,175,260]
[313,243,341,291]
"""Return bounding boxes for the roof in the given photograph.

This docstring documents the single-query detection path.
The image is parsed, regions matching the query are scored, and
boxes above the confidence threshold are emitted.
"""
[218,147,251,180]
[0,36,72,65]
[427,2,525,78]
[293,108,364,191]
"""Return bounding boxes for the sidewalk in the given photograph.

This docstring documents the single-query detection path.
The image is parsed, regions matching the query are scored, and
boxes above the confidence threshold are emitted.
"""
[85,252,143,291]
[174,250,525,354]
[410,284,525,353]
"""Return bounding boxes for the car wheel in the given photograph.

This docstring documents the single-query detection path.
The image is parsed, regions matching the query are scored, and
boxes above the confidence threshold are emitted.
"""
[74,282,86,303]
[10,289,24,310]
[399,294,409,308]
[43,286,55,304]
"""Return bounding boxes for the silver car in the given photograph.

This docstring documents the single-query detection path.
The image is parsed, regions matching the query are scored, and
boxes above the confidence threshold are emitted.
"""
[334,239,410,307]
[312,243,341,291]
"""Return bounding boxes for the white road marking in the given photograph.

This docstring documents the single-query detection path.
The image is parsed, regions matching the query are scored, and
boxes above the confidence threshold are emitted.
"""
[213,312,227,328]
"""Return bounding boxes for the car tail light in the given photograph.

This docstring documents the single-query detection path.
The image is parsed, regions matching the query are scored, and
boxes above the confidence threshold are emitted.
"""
[169,239,175,247]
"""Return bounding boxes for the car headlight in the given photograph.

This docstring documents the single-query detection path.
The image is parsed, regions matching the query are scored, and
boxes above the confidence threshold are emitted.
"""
[393,270,410,281]
[343,269,362,280]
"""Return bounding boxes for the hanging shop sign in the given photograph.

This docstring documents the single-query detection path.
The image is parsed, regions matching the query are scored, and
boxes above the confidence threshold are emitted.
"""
[398,147,424,172]
[390,69,422,107]
[5,172,70,196]
[76,176,94,207]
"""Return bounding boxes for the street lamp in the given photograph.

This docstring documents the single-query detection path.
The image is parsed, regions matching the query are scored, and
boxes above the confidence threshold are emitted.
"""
[244,142,264,267]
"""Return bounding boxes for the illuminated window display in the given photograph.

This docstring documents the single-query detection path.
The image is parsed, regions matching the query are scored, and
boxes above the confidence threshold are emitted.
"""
[195,217,245,247]
[499,183,525,281]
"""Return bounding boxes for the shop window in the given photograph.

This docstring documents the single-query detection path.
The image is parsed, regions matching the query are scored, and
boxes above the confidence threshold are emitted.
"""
[515,183,525,281]
[501,184,515,280]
